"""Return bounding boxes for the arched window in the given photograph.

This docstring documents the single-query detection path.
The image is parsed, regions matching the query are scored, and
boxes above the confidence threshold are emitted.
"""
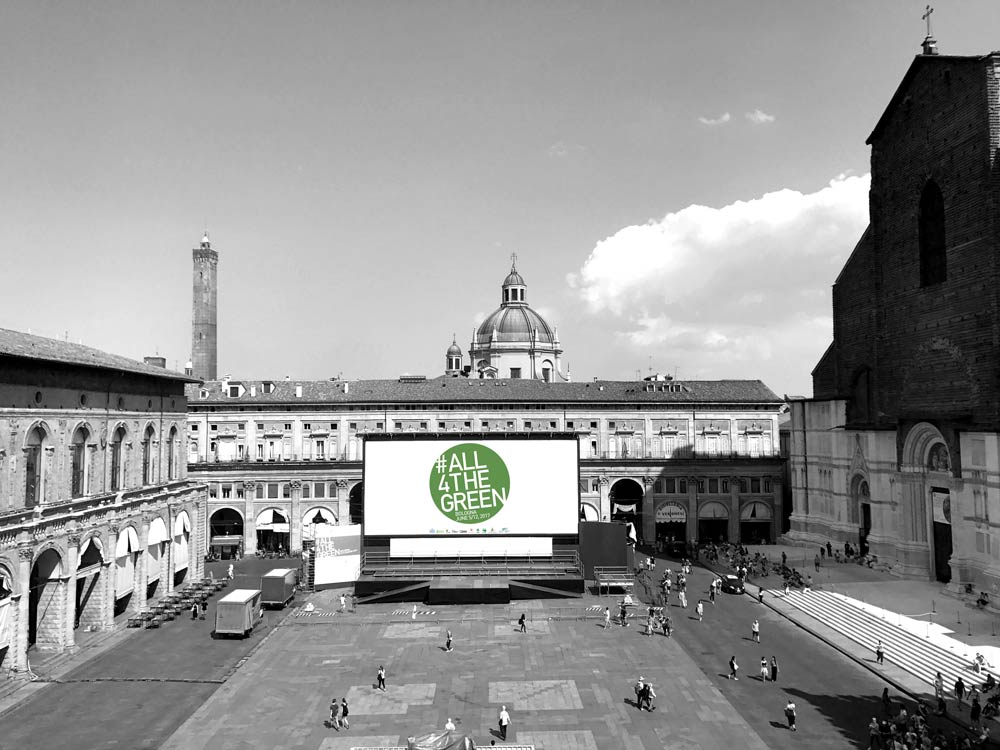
[141,425,155,485]
[110,426,126,491]
[167,426,178,480]
[25,426,45,507]
[919,180,947,286]
[71,425,90,498]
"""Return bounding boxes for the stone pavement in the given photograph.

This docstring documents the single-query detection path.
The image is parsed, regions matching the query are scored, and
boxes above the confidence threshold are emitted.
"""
[160,588,773,750]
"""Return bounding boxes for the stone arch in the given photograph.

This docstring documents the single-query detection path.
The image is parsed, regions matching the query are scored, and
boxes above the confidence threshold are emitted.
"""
[0,558,17,598]
[173,510,192,584]
[302,505,338,539]
[108,422,129,492]
[23,421,52,508]
[113,525,141,614]
[609,478,644,538]
[348,482,364,525]
[75,534,105,631]
[579,501,600,521]
[166,424,180,480]
[145,516,169,599]
[901,422,949,473]
[29,547,64,650]
[20,419,53,449]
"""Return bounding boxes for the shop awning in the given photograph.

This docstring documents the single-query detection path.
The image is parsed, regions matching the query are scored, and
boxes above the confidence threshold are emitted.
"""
[740,501,773,520]
[698,501,730,519]
[256,508,289,531]
[173,511,191,536]
[147,516,169,546]
[612,503,637,514]
[210,536,242,547]
[655,502,687,522]
[115,526,140,558]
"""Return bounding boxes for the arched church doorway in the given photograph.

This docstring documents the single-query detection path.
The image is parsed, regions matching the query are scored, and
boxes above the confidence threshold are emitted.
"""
[610,479,644,542]
[209,508,244,560]
[349,483,364,525]
[851,477,872,556]
[29,548,63,650]
[926,441,953,583]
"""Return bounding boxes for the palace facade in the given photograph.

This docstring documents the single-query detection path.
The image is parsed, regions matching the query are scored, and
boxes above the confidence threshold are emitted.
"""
[0,329,205,674]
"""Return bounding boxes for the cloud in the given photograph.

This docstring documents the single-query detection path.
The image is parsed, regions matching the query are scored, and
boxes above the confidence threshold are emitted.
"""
[568,173,871,393]
[745,108,776,124]
[697,112,731,126]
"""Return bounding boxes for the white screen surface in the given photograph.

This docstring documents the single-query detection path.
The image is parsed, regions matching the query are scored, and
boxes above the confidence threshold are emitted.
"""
[364,438,579,536]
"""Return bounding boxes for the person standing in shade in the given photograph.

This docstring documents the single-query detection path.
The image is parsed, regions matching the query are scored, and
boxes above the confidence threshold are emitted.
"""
[934,671,944,699]
[604,607,611,630]
[445,629,453,652]
[340,698,349,730]
[696,600,704,622]
[875,640,885,665]
[498,705,511,741]
[729,656,739,680]
[971,695,983,730]
[709,582,716,604]
[785,700,797,731]
[662,613,672,637]
[751,619,760,643]
[770,656,779,683]
[376,665,386,691]
[956,676,967,708]
[518,613,526,633]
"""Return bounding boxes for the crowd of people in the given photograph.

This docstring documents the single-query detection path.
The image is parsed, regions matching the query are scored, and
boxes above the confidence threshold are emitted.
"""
[873,686,992,749]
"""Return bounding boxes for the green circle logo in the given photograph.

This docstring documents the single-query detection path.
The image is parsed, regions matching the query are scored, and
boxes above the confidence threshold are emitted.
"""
[429,443,510,525]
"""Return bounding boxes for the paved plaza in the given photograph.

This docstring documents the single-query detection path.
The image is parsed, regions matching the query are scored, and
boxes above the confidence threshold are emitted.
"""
[159,592,771,750]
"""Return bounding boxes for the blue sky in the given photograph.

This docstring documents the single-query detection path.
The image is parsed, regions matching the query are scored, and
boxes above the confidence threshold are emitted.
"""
[1,1,997,397]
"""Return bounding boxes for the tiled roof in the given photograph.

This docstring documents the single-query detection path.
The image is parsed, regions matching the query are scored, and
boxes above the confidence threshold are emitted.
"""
[187,377,783,406]
[0,328,196,382]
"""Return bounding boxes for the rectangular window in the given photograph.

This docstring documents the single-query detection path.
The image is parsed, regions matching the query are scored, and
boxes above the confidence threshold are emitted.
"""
[678,478,687,494]
[751,478,761,493]
[237,444,245,460]
[191,424,199,431]
[420,422,427,429]
[302,483,310,499]
[438,422,446,429]
[609,421,616,429]
[257,444,264,459]
[330,423,338,430]
[238,423,245,431]
[739,477,749,493]
[315,482,325,498]
[303,423,311,430]
[464,421,471,428]
[256,484,264,499]
[330,483,338,498]
[763,478,772,493]
[228,385,240,398]
[284,423,292,431]
[665,477,676,493]
[708,478,719,493]
[110,442,122,492]
[697,479,705,493]
[316,440,325,458]
[590,421,598,429]
[506,421,514,429]
[25,444,41,506]
[567,421,575,429]
[509,367,521,379]
[591,479,600,492]
[283,484,291,499]
[267,483,279,499]
[482,421,489,429]
[71,444,86,498]
[236,485,244,500]
[221,485,231,499]
[549,421,557,429]
[722,479,729,493]
[256,423,264,430]
[525,421,532,429]
[210,424,218,431]
[579,478,588,493]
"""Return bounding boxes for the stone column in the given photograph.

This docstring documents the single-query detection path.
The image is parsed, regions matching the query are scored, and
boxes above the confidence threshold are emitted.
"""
[641,476,656,545]
[686,478,698,544]
[64,534,80,652]
[14,546,32,673]
[165,508,175,595]
[771,475,784,543]
[105,525,119,626]
[243,482,257,556]
[290,480,302,554]
[729,477,741,543]
[598,476,610,522]
[337,479,350,525]
[43,445,55,504]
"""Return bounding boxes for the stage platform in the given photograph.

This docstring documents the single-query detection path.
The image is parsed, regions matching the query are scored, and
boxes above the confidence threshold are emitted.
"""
[354,552,585,604]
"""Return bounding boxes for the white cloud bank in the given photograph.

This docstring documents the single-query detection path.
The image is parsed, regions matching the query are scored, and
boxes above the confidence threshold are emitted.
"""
[745,108,775,124]
[568,174,871,395]
[698,112,731,126]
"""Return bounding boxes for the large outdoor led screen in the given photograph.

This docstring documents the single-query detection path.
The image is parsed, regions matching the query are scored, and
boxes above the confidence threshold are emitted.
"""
[363,438,579,536]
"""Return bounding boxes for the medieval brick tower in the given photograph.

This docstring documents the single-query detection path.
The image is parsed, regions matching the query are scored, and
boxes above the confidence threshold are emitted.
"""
[191,233,218,381]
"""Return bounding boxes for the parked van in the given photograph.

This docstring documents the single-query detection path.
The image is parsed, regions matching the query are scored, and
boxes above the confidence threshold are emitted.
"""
[260,568,297,609]
[214,589,263,638]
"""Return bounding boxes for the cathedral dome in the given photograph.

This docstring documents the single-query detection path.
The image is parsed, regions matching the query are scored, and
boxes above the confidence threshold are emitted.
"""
[476,305,556,344]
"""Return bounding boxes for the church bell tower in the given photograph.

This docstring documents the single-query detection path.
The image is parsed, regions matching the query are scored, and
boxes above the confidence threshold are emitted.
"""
[191,233,218,381]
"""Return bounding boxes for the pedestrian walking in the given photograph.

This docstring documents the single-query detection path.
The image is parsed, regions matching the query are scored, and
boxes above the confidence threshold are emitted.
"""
[376,665,386,691]
[751,618,760,643]
[498,705,511,741]
[444,717,456,732]
[412,603,418,620]
[770,656,779,683]
[709,583,716,604]
[640,681,656,711]
[340,594,346,612]
[815,554,821,571]
[662,614,672,637]
[956,676,967,708]
[785,700,797,731]
[757,588,764,604]
[760,657,769,681]
[445,629,453,652]
[329,697,340,729]
[645,614,655,636]
[867,717,881,750]
[729,656,739,680]
[191,601,199,620]
[875,640,884,665]
[934,671,944,699]
[227,563,234,580]
[340,698,349,729]
[518,613,526,633]
[679,590,687,609]
[634,676,646,709]
[696,600,704,622]
[782,551,788,566]
[604,606,611,630]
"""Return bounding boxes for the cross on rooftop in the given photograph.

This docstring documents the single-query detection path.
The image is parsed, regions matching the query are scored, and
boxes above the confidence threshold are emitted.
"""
[922,5,934,37]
